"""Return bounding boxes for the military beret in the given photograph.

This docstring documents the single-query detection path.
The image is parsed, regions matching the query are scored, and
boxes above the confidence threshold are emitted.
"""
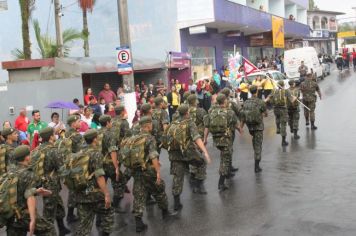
[1,128,16,137]
[139,116,153,125]
[154,97,164,106]
[278,80,284,86]
[183,91,191,100]
[83,129,98,140]
[288,80,296,85]
[39,127,54,140]
[187,94,198,105]
[13,145,30,161]
[99,115,111,124]
[178,104,189,116]
[216,94,227,104]
[67,115,79,125]
[114,105,125,114]
[249,85,258,93]
[141,103,152,114]
[220,88,231,97]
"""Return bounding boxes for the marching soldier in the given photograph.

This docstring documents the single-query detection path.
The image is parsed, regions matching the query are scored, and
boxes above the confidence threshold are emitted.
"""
[240,85,268,173]
[287,80,301,139]
[152,97,170,154]
[300,73,322,130]
[0,128,19,175]
[75,129,114,236]
[265,80,296,146]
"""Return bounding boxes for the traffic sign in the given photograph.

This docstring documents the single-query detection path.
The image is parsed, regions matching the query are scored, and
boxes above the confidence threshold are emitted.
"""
[116,46,133,75]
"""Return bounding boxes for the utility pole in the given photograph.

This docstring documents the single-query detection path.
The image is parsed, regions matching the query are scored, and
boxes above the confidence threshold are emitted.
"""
[54,0,64,57]
[117,0,135,92]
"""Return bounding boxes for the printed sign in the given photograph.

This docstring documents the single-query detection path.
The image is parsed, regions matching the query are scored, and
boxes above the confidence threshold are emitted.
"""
[272,16,285,48]
[116,46,133,75]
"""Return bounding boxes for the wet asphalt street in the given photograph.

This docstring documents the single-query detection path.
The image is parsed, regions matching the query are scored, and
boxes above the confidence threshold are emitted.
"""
[2,66,356,236]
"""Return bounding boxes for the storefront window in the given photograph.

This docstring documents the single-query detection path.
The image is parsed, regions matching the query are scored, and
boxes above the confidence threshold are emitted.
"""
[188,47,216,80]
[247,47,261,64]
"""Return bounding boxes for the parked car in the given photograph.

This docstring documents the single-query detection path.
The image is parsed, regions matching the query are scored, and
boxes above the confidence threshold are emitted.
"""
[240,70,291,89]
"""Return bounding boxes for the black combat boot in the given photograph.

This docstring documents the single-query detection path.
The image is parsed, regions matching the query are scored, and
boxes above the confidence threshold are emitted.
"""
[231,166,239,172]
[306,118,310,126]
[113,196,126,213]
[100,232,110,236]
[311,122,318,130]
[293,130,300,139]
[66,207,79,224]
[276,126,281,134]
[194,180,207,194]
[162,209,178,219]
[57,218,71,236]
[255,160,262,173]
[189,172,196,184]
[218,175,228,191]
[282,136,289,146]
[135,217,148,232]
[173,195,183,211]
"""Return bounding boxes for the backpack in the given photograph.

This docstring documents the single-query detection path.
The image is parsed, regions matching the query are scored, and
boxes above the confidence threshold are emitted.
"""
[30,146,51,181]
[120,134,149,169]
[0,169,23,228]
[189,107,197,123]
[301,80,317,102]
[242,99,262,125]
[209,108,228,136]
[56,134,73,158]
[165,119,190,151]
[0,145,7,176]
[152,109,164,132]
[60,151,93,191]
[272,89,287,107]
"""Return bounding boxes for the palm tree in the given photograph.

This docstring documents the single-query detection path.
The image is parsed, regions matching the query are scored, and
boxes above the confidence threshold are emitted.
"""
[19,0,35,59]
[33,19,83,58]
[78,0,96,57]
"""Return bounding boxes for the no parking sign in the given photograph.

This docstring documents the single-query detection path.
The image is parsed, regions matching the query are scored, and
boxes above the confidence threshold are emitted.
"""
[116,46,133,75]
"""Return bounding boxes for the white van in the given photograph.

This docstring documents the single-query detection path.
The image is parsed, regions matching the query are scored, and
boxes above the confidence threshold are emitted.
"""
[284,47,324,80]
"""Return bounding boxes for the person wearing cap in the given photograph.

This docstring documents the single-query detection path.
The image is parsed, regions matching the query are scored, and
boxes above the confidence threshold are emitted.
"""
[220,88,241,173]
[170,104,211,211]
[65,114,84,223]
[152,97,170,153]
[239,85,268,173]
[36,127,71,235]
[186,94,208,194]
[75,129,114,236]
[287,80,301,139]
[0,128,19,175]
[300,72,322,130]
[204,94,240,191]
[98,115,124,213]
[112,105,131,144]
[131,116,177,232]
[265,80,296,146]
[6,145,55,236]
[298,61,308,83]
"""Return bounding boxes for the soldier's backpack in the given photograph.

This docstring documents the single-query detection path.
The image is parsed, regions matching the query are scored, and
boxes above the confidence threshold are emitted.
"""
[56,134,73,159]
[60,151,94,191]
[112,119,124,146]
[241,99,262,125]
[301,80,317,102]
[97,129,105,153]
[152,109,164,132]
[164,119,190,151]
[30,146,51,181]
[189,107,197,123]
[0,169,23,228]
[120,134,149,169]
[272,89,287,107]
[0,145,7,176]
[209,108,228,136]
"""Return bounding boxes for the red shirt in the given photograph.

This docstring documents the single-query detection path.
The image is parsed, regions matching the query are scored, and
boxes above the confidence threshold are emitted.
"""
[98,90,117,104]
[84,95,97,105]
[14,115,30,132]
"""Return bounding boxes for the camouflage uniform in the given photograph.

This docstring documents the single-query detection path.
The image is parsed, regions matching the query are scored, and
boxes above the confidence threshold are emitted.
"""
[269,89,292,137]
[152,108,170,153]
[287,87,301,132]
[36,142,66,224]
[300,79,320,124]
[169,117,205,196]
[204,107,237,177]
[6,164,56,236]
[75,145,114,236]
[65,128,85,212]
[132,131,168,217]
[0,142,17,174]
[242,97,267,161]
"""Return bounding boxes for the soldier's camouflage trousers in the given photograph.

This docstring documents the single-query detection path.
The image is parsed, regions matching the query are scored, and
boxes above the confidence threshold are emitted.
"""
[216,145,233,176]
[104,163,128,201]
[132,169,168,217]
[43,192,66,223]
[303,100,316,122]
[248,130,263,161]
[67,190,76,208]
[6,212,56,236]
[75,200,114,236]
[169,150,206,196]
[274,107,288,136]
[288,108,300,131]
